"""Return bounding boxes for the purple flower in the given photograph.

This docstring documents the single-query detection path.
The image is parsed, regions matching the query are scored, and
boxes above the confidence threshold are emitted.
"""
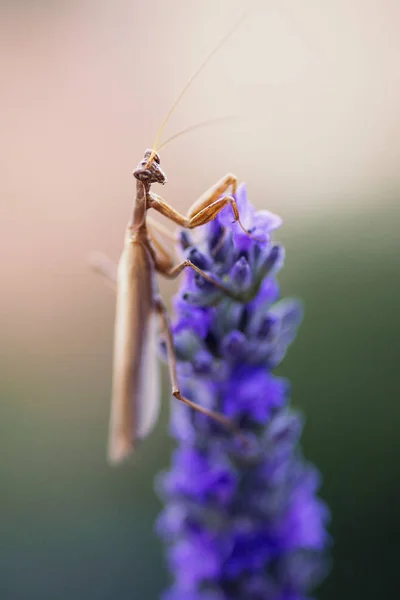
[156,184,330,599]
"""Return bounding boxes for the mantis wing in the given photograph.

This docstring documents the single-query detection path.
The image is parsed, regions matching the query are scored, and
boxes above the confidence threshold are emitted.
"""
[108,234,160,464]
[135,309,160,440]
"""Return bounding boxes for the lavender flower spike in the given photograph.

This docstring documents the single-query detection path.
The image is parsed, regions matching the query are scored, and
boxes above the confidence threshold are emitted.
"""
[157,183,330,600]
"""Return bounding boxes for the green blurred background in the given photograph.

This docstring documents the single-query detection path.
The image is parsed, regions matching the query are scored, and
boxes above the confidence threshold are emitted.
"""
[1,1,399,598]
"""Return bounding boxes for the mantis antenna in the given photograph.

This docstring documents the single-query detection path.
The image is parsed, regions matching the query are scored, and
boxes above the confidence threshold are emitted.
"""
[156,116,241,152]
[145,8,251,166]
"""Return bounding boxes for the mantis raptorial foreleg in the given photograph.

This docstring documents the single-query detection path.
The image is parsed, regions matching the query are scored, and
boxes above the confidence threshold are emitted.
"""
[186,172,237,220]
[149,173,248,231]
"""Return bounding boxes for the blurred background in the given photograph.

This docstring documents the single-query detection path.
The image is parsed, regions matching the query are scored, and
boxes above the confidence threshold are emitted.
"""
[1,0,399,598]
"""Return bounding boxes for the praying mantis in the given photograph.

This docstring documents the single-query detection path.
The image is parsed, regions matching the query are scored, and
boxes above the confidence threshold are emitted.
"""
[92,11,263,464]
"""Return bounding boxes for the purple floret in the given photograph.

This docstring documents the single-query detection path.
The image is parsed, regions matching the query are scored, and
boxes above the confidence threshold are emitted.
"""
[157,183,330,599]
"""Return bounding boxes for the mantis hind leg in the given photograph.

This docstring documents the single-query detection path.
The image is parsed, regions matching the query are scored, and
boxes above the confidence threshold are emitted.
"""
[154,296,236,431]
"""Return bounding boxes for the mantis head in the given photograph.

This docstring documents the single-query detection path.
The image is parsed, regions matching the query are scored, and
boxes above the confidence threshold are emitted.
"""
[133,150,167,185]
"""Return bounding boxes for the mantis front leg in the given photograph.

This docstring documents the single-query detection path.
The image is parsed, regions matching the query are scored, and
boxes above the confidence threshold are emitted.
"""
[149,173,253,237]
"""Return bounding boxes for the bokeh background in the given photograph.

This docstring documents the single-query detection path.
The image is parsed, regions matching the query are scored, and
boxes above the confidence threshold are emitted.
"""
[1,0,399,598]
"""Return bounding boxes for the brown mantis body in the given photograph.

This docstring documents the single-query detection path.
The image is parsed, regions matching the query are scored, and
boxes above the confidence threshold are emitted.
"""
[94,150,256,463]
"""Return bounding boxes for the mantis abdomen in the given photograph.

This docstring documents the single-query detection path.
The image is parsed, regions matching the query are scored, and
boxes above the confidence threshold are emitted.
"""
[108,232,160,464]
